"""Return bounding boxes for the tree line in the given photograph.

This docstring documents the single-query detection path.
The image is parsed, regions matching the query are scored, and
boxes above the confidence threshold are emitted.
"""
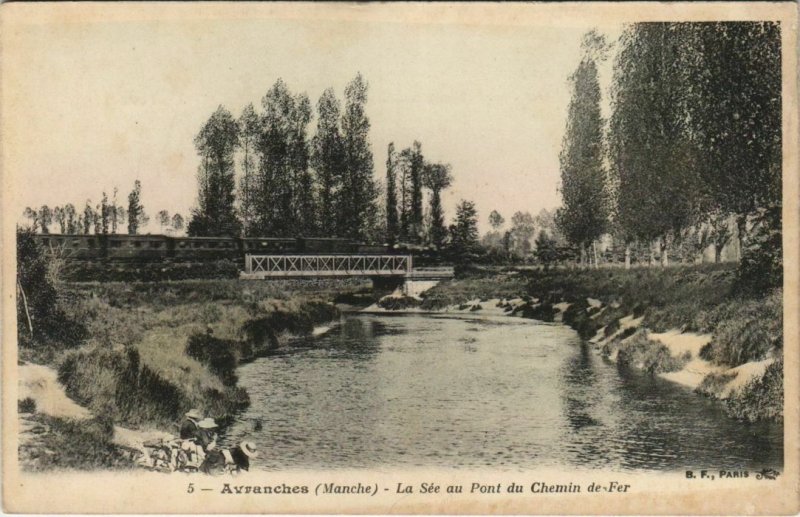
[22,180,184,236]
[189,73,472,249]
[189,74,380,241]
[556,23,781,270]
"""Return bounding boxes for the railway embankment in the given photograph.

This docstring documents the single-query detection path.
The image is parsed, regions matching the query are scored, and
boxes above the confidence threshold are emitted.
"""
[376,264,783,423]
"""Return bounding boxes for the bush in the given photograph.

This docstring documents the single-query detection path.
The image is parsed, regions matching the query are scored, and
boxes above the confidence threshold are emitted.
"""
[185,332,240,386]
[377,295,422,311]
[18,397,37,414]
[696,370,738,398]
[562,300,599,339]
[16,229,87,349]
[513,302,555,322]
[726,357,783,422]
[705,291,782,366]
[617,332,689,374]
[58,345,190,428]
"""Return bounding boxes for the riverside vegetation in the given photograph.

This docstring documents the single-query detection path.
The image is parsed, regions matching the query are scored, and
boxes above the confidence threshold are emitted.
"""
[410,263,783,423]
[17,229,366,470]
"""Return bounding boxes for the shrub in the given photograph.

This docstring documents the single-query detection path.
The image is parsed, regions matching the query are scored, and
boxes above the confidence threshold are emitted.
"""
[726,357,783,422]
[705,291,782,366]
[617,332,689,374]
[58,345,190,428]
[185,332,240,386]
[377,295,422,311]
[696,370,738,398]
[16,229,87,349]
[18,397,37,414]
[513,302,555,322]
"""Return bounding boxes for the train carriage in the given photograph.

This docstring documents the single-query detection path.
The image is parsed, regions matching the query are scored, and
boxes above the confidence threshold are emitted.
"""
[171,236,239,260]
[107,235,170,260]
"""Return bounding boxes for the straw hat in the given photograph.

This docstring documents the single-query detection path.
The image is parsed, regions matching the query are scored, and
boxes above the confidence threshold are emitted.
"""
[240,441,259,458]
[185,409,202,420]
[198,417,218,429]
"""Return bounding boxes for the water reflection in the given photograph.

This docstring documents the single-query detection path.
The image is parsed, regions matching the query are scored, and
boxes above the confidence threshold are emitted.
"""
[223,313,783,472]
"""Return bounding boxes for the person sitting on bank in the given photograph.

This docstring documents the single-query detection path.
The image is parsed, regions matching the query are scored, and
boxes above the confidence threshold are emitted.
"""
[224,441,258,473]
[180,409,203,440]
[197,417,219,451]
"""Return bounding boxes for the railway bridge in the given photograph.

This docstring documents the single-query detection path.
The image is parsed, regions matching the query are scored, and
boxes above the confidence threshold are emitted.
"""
[240,254,454,296]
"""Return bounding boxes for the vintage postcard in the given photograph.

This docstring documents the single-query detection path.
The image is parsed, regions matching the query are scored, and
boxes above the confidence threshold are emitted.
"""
[1,2,798,514]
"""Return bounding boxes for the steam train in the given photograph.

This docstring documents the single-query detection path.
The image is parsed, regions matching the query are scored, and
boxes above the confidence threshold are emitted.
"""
[31,233,391,261]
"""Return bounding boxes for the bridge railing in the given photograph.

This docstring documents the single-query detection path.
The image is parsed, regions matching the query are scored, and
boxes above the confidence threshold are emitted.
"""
[244,254,413,277]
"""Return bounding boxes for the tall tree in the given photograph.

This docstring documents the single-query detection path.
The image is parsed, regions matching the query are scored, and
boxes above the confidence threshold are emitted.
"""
[686,22,781,256]
[38,205,52,234]
[385,142,400,246]
[339,73,377,241]
[237,103,260,236]
[127,181,147,235]
[557,31,610,265]
[609,23,702,267]
[312,88,346,237]
[99,192,110,234]
[255,80,315,237]
[53,206,66,233]
[396,142,425,243]
[64,203,77,234]
[423,162,453,248]
[188,106,242,237]
[450,200,479,256]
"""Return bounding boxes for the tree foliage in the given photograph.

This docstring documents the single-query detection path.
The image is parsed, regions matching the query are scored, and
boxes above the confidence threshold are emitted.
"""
[339,73,377,241]
[450,200,479,257]
[385,143,400,246]
[558,32,609,254]
[127,181,147,235]
[188,105,242,237]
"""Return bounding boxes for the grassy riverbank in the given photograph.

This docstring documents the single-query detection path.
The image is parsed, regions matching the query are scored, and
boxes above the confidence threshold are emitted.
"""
[416,264,783,422]
[18,278,371,469]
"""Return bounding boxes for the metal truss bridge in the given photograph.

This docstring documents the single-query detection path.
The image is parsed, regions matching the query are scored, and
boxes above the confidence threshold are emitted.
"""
[240,254,453,282]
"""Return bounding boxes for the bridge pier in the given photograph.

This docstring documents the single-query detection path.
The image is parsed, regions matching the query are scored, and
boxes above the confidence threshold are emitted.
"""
[402,279,441,297]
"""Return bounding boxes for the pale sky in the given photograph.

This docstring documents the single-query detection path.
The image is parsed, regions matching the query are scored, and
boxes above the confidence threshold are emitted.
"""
[4,6,621,234]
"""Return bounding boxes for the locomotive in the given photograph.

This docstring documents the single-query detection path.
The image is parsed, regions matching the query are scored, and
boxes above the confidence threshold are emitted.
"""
[31,233,391,261]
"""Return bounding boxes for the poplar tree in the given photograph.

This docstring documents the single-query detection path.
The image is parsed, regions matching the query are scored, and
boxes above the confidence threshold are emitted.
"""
[188,106,242,237]
[256,80,315,237]
[385,142,400,246]
[64,203,77,233]
[686,22,781,255]
[127,181,147,235]
[557,31,609,266]
[339,73,377,241]
[397,142,424,243]
[38,206,52,234]
[238,103,260,236]
[609,23,700,266]
[312,88,345,237]
[423,162,452,248]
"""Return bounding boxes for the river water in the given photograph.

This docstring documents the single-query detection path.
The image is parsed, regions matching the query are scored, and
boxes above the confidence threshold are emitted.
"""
[223,313,783,472]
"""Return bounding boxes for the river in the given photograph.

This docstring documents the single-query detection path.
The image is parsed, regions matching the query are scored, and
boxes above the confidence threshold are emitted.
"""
[222,313,783,472]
